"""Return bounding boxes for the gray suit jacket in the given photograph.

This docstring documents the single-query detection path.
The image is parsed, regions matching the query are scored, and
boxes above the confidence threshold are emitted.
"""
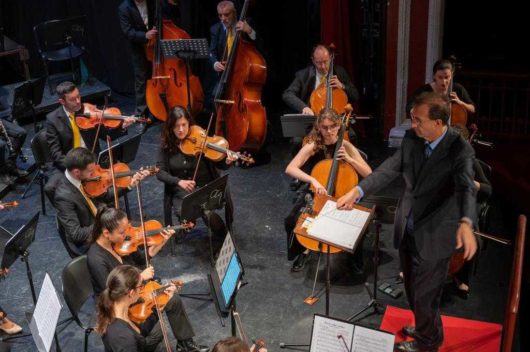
[359,127,476,260]
[282,65,359,113]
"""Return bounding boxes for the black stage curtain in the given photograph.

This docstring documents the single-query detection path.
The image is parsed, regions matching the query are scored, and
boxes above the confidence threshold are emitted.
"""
[1,0,321,111]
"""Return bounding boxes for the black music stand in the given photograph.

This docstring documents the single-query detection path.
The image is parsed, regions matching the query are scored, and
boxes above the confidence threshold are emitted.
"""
[181,175,228,265]
[97,132,142,168]
[11,78,45,132]
[161,38,209,115]
[280,114,315,138]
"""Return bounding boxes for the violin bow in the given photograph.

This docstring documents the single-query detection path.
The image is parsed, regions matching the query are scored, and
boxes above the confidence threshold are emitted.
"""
[135,181,151,267]
[91,97,108,153]
[106,136,120,209]
[191,111,215,182]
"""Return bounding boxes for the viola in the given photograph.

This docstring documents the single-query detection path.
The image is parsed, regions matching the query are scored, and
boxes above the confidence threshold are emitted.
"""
[82,164,159,198]
[129,279,184,324]
[0,200,19,210]
[180,125,255,166]
[113,220,193,256]
[76,104,146,130]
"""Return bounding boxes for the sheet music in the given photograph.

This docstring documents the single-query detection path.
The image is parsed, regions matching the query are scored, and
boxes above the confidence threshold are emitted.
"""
[351,326,394,352]
[30,273,62,352]
[310,315,354,352]
[308,200,370,251]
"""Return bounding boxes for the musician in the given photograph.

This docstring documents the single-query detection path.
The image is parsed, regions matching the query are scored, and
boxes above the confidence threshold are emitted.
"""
[44,81,135,203]
[54,147,149,256]
[156,106,236,236]
[284,109,371,272]
[337,92,478,352]
[91,208,207,352]
[0,270,22,336]
[212,337,267,352]
[0,117,28,182]
[406,59,475,117]
[209,1,256,74]
[118,0,178,115]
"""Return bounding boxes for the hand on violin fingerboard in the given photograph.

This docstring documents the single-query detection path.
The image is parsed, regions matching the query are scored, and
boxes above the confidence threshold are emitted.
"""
[225,151,238,165]
[122,117,136,129]
[141,265,155,281]
[160,228,176,241]
[129,169,152,188]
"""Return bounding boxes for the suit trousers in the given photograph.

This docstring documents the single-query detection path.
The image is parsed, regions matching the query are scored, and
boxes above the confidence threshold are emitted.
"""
[130,47,150,113]
[399,231,450,350]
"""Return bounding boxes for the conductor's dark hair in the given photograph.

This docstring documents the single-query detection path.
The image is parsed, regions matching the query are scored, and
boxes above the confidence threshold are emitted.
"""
[411,92,450,125]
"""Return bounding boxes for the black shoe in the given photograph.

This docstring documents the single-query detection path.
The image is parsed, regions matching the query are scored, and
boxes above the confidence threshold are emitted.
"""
[402,326,419,339]
[291,253,309,272]
[395,340,438,352]
[176,339,209,352]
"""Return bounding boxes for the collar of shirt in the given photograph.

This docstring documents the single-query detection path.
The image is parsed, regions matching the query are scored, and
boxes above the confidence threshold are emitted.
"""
[65,169,82,190]
[63,105,75,118]
[426,126,448,151]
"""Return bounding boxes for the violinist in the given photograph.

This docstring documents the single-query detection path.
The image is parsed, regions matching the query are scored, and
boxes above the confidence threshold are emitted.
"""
[212,337,267,352]
[156,106,236,235]
[90,208,208,352]
[45,81,136,203]
[118,0,178,116]
[284,109,371,272]
[337,92,477,352]
[54,147,150,256]
[406,59,475,119]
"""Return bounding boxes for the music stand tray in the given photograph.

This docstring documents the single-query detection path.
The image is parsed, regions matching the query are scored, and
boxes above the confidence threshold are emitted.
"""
[1,212,40,271]
[281,114,315,138]
[97,132,142,168]
[161,39,209,60]
[181,175,228,222]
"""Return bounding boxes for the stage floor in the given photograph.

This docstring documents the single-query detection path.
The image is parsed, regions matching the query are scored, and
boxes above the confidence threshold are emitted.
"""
[0,123,514,351]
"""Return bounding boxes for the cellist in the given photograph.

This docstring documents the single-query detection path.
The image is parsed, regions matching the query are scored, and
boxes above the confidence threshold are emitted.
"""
[118,0,179,117]
[89,206,209,352]
[284,109,371,272]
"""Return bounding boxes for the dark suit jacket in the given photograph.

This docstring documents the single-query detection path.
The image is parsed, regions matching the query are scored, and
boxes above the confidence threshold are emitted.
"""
[54,174,116,255]
[359,127,476,260]
[46,106,99,171]
[282,65,359,113]
[208,21,257,68]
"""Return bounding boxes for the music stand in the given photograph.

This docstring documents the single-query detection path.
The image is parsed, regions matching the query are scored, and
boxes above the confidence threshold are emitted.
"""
[280,114,315,138]
[97,132,142,168]
[181,175,228,265]
[161,38,209,115]
[11,78,45,132]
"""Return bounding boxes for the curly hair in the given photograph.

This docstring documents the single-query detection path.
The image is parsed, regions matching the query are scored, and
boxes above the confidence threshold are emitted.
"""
[305,108,342,153]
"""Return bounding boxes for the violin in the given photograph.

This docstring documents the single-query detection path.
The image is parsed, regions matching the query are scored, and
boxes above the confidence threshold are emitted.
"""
[0,201,19,210]
[76,103,146,130]
[82,164,159,198]
[180,125,255,166]
[129,279,184,324]
[114,221,193,256]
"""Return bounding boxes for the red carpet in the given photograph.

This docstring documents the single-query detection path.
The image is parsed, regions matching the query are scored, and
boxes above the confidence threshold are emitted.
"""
[380,306,502,351]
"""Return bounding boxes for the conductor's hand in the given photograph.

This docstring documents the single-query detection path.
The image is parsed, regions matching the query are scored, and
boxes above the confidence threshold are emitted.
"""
[329,75,345,90]
[178,179,196,193]
[146,28,158,40]
[310,178,327,195]
[214,61,226,72]
[456,221,477,260]
[140,265,155,281]
[336,188,360,210]
[302,107,315,116]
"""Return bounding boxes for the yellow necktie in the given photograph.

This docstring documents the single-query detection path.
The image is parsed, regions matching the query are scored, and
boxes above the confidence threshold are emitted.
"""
[226,28,234,55]
[79,186,98,216]
[69,113,81,148]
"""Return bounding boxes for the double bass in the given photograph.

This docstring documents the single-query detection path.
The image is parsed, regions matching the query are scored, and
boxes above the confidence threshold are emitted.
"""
[146,0,204,120]
[214,0,267,152]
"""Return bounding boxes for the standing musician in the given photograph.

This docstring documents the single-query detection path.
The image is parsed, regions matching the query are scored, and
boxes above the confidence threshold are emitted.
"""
[156,106,236,235]
[209,1,256,75]
[54,147,149,256]
[284,109,371,272]
[406,59,475,118]
[337,92,478,352]
[91,208,208,352]
[45,81,136,203]
[118,0,179,116]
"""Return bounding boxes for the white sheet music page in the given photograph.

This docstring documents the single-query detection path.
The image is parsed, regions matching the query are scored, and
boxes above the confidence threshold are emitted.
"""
[30,273,62,352]
[351,326,395,352]
[307,200,370,251]
[310,315,354,352]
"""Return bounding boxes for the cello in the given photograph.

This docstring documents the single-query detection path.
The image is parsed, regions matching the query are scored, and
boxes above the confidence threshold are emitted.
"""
[146,0,204,121]
[214,0,267,152]
[447,57,467,127]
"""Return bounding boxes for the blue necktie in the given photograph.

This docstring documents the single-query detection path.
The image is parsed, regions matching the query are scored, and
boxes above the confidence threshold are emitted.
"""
[424,143,433,159]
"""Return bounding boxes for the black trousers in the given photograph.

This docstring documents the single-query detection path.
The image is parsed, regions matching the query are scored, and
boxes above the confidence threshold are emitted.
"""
[399,232,450,350]
[0,118,27,167]
[130,47,150,113]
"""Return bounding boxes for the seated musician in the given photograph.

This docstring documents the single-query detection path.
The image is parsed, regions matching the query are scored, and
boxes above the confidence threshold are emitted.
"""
[156,106,236,236]
[212,337,267,352]
[0,117,28,184]
[90,207,207,352]
[284,109,372,272]
[54,147,149,256]
[45,81,136,203]
[0,269,22,335]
